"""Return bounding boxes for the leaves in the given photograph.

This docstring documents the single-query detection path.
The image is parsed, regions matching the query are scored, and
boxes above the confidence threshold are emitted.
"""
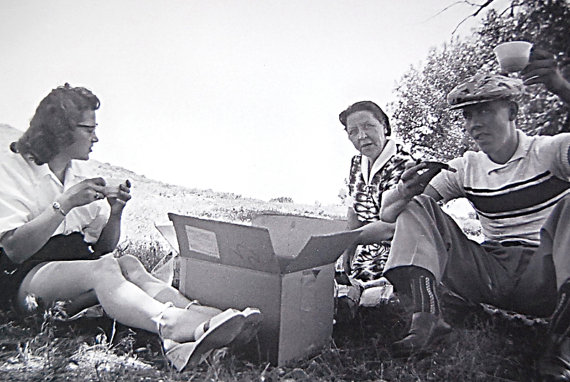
[390,0,570,160]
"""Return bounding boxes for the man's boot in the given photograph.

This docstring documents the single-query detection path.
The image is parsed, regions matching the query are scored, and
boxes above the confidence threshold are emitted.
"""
[391,311,451,357]
[537,335,570,381]
[538,282,570,381]
[387,267,451,357]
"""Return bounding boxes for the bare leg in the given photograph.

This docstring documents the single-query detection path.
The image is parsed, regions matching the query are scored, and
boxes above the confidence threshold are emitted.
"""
[116,255,222,317]
[61,290,98,315]
[17,257,211,342]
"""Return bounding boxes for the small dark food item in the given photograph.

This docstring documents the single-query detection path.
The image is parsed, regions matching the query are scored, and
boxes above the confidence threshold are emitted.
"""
[422,161,457,173]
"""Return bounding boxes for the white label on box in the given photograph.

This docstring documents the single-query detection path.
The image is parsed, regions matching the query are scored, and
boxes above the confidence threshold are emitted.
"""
[184,226,220,259]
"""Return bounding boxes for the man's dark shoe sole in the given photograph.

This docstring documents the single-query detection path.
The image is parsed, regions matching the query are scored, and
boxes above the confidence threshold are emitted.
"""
[537,354,570,381]
[390,312,452,358]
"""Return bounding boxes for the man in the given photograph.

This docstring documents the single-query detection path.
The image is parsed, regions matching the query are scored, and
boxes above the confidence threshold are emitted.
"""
[379,49,570,380]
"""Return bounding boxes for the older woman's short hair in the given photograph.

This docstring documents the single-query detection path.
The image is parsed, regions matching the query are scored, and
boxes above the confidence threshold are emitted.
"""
[339,100,391,136]
[10,83,100,165]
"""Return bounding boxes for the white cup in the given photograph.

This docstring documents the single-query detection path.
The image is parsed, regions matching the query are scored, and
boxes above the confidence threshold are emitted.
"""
[493,41,533,73]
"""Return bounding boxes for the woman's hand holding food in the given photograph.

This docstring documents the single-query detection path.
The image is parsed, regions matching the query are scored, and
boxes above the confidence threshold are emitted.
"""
[56,177,131,216]
[58,177,107,213]
[105,180,132,215]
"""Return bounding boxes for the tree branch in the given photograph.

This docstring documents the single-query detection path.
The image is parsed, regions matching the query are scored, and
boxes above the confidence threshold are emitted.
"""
[451,0,496,34]
[424,1,467,23]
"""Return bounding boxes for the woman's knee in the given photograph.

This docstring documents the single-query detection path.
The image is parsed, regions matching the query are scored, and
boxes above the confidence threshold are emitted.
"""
[116,254,153,283]
[94,256,127,282]
[117,254,145,271]
[16,258,122,311]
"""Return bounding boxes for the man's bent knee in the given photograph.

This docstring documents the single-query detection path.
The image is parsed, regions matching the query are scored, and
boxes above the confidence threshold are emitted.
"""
[412,194,442,211]
[395,194,443,227]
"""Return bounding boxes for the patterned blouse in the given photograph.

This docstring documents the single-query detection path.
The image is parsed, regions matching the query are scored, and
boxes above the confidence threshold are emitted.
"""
[346,140,414,285]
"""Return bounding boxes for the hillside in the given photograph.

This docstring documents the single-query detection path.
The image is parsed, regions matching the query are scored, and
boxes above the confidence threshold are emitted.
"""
[0,124,479,249]
[0,124,346,247]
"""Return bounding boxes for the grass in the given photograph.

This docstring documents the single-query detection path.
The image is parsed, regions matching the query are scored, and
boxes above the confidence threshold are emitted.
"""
[0,298,547,381]
[0,241,548,382]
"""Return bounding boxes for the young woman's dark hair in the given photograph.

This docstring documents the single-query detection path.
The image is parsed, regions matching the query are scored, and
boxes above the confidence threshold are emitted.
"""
[339,100,391,136]
[10,83,100,165]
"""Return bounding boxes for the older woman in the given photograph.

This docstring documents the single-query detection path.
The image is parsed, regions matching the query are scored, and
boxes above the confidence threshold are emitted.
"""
[336,101,414,316]
[0,84,260,371]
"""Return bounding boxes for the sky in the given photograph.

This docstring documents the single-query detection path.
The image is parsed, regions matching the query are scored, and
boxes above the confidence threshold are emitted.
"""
[0,0,511,204]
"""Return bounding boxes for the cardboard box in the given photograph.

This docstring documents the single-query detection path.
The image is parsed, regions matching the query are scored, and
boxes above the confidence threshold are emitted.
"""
[168,212,356,366]
[154,222,180,255]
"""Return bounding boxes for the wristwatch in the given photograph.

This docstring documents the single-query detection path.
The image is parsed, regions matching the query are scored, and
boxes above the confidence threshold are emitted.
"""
[52,201,67,216]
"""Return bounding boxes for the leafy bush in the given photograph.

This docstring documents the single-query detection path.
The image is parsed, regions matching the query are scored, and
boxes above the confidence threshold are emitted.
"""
[391,0,570,160]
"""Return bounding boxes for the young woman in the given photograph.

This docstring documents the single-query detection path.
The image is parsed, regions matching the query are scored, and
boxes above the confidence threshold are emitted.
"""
[0,83,261,370]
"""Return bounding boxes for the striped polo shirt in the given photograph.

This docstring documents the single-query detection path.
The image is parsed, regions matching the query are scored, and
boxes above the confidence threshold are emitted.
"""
[431,130,570,246]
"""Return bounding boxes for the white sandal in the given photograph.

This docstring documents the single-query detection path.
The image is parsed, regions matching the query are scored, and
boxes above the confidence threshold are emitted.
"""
[154,304,246,371]
[230,308,263,348]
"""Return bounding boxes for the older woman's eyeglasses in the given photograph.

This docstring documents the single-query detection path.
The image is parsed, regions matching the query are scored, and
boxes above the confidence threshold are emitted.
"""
[346,124,377,138]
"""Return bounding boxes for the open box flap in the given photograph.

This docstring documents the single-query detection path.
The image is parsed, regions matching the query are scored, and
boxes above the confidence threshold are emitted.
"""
[252,214,347,261]
[154,222,180,254]
[284,230,360,273]
[168,213,281,273]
